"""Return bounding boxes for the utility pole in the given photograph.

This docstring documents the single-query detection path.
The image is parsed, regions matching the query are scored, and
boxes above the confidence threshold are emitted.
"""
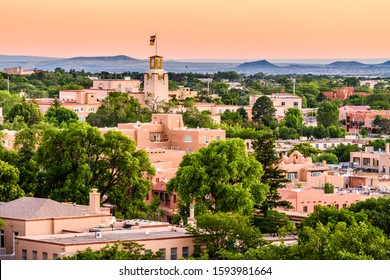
[7,76,10,93]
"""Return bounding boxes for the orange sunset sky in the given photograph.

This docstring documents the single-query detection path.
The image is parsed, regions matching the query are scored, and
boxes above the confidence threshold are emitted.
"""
[1,0,389,61]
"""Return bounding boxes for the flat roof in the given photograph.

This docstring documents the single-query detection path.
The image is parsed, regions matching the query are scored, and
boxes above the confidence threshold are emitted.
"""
[19,230,191,245]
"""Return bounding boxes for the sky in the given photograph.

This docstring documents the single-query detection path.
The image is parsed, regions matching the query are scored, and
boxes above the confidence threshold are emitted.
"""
[1,0,390,61]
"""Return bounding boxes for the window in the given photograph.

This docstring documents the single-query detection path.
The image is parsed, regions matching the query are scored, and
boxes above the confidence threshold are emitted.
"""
[170,247,177,260]
[288,172,297,181]
[315,144,319,148]
[173,195,177,203]
[153,134,160,142]
[202,136,209,144]
[216,135,221,140]
[343,204,347,209]
[311,171,322,177]
[188,148,192,153]
[323,144,327,149]
[293,102,299,107]
[184,135,192,143]
[182,247,189,258]
[0,230,4,248]
[281,102,285,105]
[22,250,27,260]
[32,251,37,260]
[171,146,175,150]
[303,206,308,212]
[42,252,48,260]
[159,248,166,260]
[177,147,181,151]
[144,250,151,256]
[335,204,339,210]
[53,253,58,260]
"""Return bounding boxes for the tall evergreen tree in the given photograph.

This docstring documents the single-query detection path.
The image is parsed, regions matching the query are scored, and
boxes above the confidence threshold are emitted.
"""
[251,132,292,213]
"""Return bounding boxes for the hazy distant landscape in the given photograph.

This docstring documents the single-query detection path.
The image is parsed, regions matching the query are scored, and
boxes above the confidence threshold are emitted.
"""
[1,55,390,76]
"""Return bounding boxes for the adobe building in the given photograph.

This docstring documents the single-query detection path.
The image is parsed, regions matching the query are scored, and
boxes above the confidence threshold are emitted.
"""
[322,87,370,102]
[278,187,363,213]
[345,109,390,134]
[2,67,41,75]
[339,105,370,121]
[15,222,194,260]
[100,113,226,153]
[249,93,302,118]
[350,144,390,174]
[0,189,111,258]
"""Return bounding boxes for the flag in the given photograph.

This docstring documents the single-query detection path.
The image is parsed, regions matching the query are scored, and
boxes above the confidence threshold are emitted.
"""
[150,35,156,46]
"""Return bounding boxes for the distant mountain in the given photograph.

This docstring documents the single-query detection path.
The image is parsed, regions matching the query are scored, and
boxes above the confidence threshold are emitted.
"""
[236,60,279,69]
[1,55,390,75]
[327,61,367,67]
[376,60,390,67]
[63,55,141,62]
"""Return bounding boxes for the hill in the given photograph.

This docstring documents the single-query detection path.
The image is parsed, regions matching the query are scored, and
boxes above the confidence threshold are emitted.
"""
[236,60,279,69]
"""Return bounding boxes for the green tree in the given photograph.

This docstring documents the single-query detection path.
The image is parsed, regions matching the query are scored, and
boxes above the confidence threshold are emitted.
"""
[253,210,295,236]
[315,153,339,164]
[316,101,339,128]
[297,221,390,260]
[327,143,362,163]
[86,92,151,127]
[36,122,155,218]
[186,212,265,259]
[323,182,334,194]
[289,143,321,158]
[0,91,21,116]
[349,197,390,235]
[0,159,25,201]
[6,101,43,126]
[283,108,303,130]
[183,106,216,129]
[251,133,292,212]
[252,96,276,126]
[62,241,161,260]
[44,105,78,126]
[167,139,269,216]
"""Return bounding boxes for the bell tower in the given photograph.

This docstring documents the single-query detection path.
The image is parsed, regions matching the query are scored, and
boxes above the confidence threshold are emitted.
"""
[144,55,169,103]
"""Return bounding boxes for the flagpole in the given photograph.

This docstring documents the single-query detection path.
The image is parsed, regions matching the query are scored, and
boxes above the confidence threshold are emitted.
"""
[155,33,157,56]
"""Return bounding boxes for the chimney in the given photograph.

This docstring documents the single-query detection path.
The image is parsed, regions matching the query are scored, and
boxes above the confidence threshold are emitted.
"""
[386,143,389,154]
[89,188,101,214]
[187,203,196,226]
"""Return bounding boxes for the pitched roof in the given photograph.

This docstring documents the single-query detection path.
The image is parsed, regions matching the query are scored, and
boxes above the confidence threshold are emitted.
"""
[0,197,90,220]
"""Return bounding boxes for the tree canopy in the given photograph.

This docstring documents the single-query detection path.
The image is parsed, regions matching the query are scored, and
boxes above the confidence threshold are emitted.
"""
[167,139,269,216]
[36,122,155,218]
[86,92,151,127]
[252,95,276,126]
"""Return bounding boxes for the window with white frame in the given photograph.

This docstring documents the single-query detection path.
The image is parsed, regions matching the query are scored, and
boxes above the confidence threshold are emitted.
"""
[184,135,192,143]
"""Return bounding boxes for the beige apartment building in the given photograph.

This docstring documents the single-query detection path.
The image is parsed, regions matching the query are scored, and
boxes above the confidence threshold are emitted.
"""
[249,93,302,118]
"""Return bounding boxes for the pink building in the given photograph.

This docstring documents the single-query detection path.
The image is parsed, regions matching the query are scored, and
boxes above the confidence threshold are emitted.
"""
[0,189,111,258]
[350,144,390,174]
[1,189,195,260]
[0,129,16,150]
[91,79,141,93]
[339,105,370,121]
[2,67,41,75]
[279,187,363,213]
[345,109,390,133]
[101,113,226,153]
[322,87,370,102]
